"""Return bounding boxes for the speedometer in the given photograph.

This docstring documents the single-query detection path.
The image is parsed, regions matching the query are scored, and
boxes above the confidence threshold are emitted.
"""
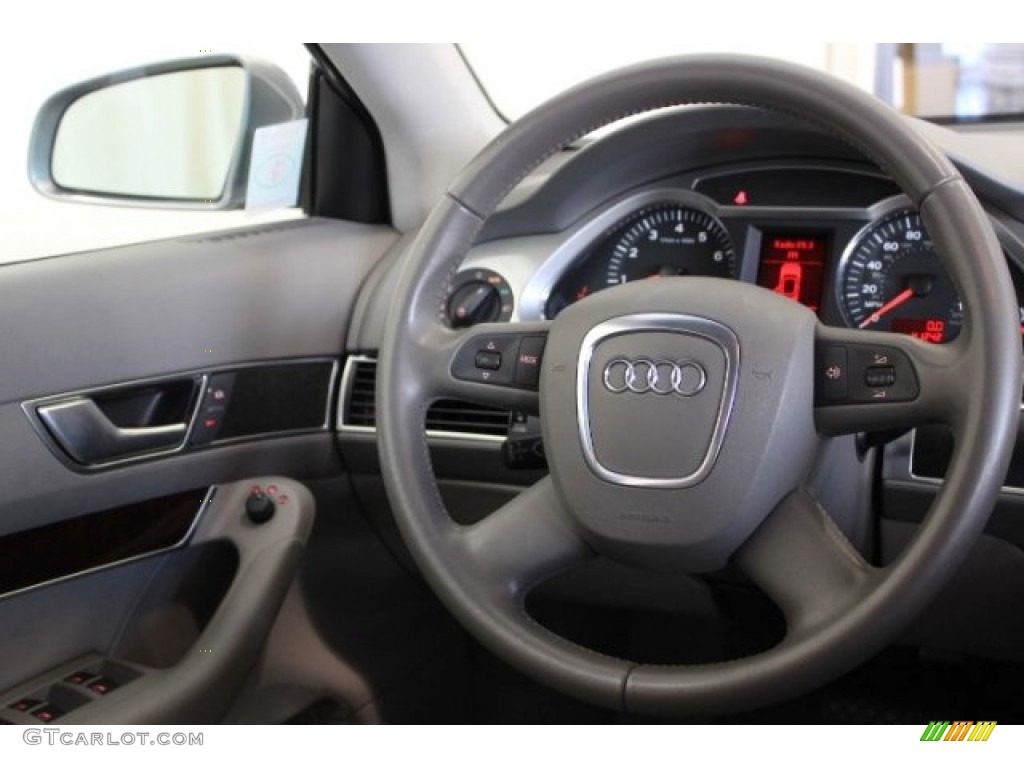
[837,210,963,343]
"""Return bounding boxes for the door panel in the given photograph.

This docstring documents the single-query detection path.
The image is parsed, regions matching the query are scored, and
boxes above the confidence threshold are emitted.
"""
[0,219,394,404]
[0,217,397,722]
[0,218,394,534]
[0,477,313,724]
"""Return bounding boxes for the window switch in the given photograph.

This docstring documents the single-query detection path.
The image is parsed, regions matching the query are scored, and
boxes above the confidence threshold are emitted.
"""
[65,671,95,686]
[88,678,117,696]
[33,705,63,722]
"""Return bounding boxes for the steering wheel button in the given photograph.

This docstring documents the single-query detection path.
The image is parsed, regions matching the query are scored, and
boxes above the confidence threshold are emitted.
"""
[816,345,849,403]
[452,334,521,386]
[474,350,502,370]
[514,336,546,387]
[865,365,896,388]
[846,346,919,403]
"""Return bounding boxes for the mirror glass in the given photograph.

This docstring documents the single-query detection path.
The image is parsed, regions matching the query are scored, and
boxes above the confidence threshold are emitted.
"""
[52,66,246,201]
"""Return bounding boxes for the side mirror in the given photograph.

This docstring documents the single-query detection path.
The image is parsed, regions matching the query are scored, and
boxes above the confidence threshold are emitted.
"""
[28,55,305,209]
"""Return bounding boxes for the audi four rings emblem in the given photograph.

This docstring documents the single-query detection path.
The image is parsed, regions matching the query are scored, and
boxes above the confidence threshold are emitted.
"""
[602,358,707,396]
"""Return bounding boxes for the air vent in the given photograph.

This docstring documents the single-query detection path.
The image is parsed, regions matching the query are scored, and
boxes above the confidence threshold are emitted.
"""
[425,400,510,436]
[345,358,378,427]
[340,357,509,440]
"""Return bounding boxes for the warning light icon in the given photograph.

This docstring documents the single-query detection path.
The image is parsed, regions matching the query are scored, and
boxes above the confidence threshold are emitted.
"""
[733,190,750,206]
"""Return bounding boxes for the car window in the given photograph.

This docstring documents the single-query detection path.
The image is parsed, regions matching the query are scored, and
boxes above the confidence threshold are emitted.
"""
[0,43,311,265]
[461,43,1024,123]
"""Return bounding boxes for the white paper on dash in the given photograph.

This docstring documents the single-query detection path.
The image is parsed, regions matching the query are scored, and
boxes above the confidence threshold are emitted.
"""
[244,118,308,213]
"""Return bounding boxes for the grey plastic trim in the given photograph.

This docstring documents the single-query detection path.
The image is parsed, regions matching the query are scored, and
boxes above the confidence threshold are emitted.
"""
[576,313,740,489]
[336,355,506,444]
[0,486,216,603]
[202,357,340,445]
[22,357,338,472]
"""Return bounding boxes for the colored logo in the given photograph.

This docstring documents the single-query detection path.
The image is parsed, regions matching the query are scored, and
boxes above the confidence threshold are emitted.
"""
[920,721,997,742]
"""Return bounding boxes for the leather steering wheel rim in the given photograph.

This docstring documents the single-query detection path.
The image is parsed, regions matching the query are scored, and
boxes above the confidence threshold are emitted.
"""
[377,54,1022,716]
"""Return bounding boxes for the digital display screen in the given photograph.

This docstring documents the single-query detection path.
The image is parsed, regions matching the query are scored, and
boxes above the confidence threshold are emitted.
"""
[891,317,947,344]
[757,233,828,312]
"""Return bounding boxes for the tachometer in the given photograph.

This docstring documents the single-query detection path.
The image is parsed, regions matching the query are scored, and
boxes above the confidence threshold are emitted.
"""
[545,203,734,317]
[605,205,735,285]
[837,210,963,343]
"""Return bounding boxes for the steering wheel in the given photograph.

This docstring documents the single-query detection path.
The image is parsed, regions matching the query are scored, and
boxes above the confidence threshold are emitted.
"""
[377,55,1021,716]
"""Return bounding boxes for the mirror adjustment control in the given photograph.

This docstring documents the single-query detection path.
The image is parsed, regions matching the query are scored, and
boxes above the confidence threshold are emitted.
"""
[245,491,276,524]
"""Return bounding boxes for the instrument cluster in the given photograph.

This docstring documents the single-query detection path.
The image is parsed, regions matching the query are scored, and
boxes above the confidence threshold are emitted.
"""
[444,165,1024,345]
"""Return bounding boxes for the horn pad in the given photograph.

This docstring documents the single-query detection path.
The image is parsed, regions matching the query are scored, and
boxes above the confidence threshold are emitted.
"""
[540,277,820,573]
[579,317,737,488]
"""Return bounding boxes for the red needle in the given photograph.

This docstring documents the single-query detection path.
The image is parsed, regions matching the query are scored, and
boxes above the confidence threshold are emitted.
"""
[858,288,915,329]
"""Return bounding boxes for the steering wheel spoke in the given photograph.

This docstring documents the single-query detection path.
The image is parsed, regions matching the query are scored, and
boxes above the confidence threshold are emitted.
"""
[813,323,969,436]
[734,488,877,636]
[416,321,551,415]
[454,476,593,598]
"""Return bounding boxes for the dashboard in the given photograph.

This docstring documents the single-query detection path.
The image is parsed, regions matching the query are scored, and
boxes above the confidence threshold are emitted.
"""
[445,163,1024,347]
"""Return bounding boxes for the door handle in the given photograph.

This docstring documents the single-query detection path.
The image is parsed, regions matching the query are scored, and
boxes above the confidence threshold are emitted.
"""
[37,398,188,464]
